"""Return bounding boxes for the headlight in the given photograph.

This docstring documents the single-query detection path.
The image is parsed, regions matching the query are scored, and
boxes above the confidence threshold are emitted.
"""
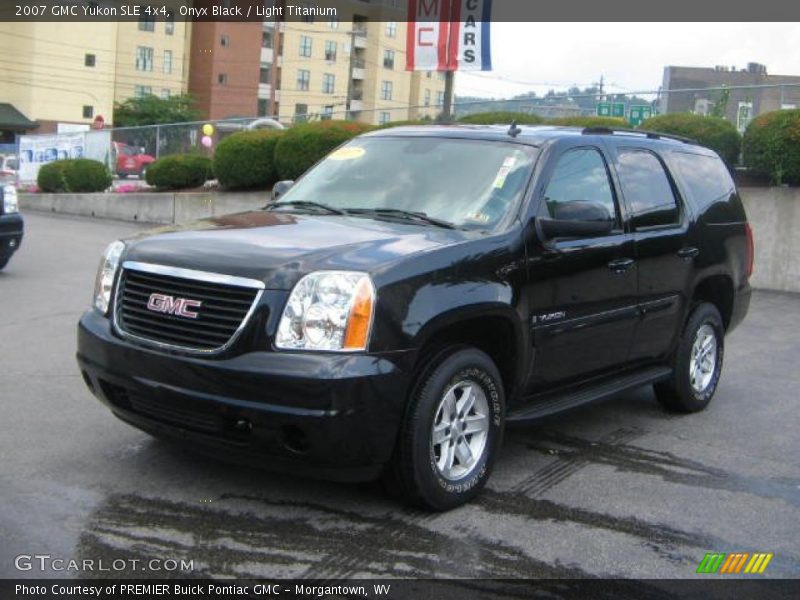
[276,271,375,351]
[2,185,17,214]
[93,240,125,315]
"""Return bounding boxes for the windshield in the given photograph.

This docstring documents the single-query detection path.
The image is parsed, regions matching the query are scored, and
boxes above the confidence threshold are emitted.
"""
[276,137,538,229]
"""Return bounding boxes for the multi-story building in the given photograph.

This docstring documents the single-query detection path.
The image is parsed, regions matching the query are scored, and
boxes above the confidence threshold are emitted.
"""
[660,62,800,132]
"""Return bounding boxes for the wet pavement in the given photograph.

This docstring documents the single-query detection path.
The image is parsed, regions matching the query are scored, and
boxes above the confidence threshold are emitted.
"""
[1,212,799,580]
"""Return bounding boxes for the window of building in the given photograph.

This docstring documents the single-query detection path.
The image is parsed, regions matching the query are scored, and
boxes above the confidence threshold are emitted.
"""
[322,105,334,120]
[329,16,339,29]
[262,30,273,48]
[294,103,309,123]
[165,12,174,35]
[380,80,393,100]
[161,89,171,99]
[258,98,268,117]
[138,14,155,32]
[424,89,431,106]
[260,64,272,84]
[135,46,154,71]
[325,40,337,62]
[617,149,680,228]
[300,1,314,22]
[438,72,446,81]
[220,34,230,48]
[383,49,395,69]
[134,85,152,98]
[379,112,391,125]
[426,71,432,79]
[385,21,397,38]
[297,69,310,91]
[322,73,335,94]
[543,148,618,227]
[163,50,172,74]
[82,105,94,119]
[218,73,228,85]
[84,54,95,67]
[299,35,312,57]
[436,91,444,106]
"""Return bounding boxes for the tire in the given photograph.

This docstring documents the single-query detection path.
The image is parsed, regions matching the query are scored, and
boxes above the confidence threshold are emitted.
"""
[386,346,505,510]
[654,302,725,413]
[0,256,8,271]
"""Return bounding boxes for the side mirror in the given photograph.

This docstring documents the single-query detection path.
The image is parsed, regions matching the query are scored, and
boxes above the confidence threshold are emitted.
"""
[272,180,294,201]
[536,200,614,240]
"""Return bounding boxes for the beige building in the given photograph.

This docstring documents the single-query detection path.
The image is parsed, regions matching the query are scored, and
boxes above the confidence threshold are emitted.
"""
[272,10,447,125]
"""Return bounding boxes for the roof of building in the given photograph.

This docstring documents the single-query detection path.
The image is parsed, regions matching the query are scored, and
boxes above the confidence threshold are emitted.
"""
[0,103,38,131]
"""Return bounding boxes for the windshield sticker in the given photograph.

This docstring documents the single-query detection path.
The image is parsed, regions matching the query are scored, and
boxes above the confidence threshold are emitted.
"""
[503,156,517,168]
[493,165,512,189]
[466,212,492,223]
[329,146,366,161]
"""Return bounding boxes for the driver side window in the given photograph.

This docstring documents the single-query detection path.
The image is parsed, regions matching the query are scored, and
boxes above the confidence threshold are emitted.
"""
[543,148,618,227]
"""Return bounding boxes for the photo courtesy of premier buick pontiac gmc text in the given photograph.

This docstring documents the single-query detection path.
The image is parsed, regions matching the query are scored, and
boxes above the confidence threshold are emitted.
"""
[76,125,752,510]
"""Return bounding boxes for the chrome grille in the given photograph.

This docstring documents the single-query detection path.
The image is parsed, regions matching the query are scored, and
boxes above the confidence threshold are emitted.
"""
[114,262,263,353]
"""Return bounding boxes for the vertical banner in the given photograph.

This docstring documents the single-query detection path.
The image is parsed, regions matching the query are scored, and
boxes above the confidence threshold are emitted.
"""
[407,0,492,71]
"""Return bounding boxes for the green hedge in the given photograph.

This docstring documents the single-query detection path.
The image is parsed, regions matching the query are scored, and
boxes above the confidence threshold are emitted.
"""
[37,159,111,193]
[548,116,629,128]
[214,130,284,189]
[742,109,800,185]
[457,111,545,125]
[275,120,374,180]
[640,113,741,165]
[144,154,213,190]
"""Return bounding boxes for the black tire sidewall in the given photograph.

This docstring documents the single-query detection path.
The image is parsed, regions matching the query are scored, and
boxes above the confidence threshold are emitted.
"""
[405,348,505,510]
[674,303,725,411]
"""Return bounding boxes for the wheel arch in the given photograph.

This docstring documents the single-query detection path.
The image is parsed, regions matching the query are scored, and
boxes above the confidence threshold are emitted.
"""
[690,274,735,331]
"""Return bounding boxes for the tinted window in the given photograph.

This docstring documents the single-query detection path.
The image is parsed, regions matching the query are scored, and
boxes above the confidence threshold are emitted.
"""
[671,152,734,211]
[543,148,617,224]
[618,149,679,228]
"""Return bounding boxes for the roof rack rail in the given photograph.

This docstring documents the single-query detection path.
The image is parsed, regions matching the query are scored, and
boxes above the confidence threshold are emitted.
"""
[581,127,699,145]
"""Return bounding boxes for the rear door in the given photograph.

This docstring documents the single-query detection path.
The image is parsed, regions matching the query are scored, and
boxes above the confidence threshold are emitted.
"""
[524,141,639,392]
[608,145,696,362]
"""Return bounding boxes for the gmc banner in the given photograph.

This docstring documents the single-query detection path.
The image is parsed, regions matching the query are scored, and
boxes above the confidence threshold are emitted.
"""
[406,0,493,71]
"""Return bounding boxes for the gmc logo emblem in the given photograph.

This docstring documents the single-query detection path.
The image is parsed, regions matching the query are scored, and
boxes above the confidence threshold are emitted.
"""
[146,293,202,319]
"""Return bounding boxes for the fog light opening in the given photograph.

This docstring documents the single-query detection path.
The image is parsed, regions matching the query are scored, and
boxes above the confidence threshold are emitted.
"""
[281,425,310,455]
[81,370,95,393]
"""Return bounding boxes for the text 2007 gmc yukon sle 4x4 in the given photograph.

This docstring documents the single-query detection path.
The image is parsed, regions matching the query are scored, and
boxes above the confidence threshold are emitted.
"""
[77,125,753,510]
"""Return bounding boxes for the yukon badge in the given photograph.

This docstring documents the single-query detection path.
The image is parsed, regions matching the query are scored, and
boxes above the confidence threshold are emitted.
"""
[146,293,202,319]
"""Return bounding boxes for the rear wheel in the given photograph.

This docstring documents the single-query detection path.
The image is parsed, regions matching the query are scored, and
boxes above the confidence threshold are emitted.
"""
[386,346,505,510]
[655,302,724,413]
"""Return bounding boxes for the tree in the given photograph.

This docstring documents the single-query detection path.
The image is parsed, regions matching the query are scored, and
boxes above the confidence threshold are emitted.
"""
[113,94,200,127]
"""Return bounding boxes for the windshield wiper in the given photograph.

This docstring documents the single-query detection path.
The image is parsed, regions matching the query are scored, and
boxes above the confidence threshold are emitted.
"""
[343,208,456,229]
[267,200,346,215]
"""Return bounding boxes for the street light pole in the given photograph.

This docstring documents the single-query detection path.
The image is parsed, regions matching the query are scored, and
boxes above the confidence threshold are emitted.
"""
[442,70,455,122]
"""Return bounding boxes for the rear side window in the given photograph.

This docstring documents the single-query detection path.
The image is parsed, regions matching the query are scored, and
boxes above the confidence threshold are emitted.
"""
[617,149,679,228]
[671,152,734,211]
[543,148,618,225]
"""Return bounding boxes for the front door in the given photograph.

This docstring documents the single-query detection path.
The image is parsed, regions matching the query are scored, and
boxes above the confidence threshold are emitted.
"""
[525,144,639,393]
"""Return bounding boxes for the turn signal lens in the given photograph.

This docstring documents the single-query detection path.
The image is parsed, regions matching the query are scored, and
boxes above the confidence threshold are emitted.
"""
[343,277,375,350]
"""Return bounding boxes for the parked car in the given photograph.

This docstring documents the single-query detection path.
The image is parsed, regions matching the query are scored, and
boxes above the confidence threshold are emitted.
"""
[0,184,23,270]
[0,154,18,185]
[112,142,155,178]
[77,125,753,510]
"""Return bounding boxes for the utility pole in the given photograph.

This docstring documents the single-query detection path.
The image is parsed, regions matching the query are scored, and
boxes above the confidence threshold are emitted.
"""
[442,70,455,122]
[598,75,605,102]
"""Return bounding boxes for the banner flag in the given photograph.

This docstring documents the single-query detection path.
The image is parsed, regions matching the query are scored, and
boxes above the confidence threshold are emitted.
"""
[406,0,492,71]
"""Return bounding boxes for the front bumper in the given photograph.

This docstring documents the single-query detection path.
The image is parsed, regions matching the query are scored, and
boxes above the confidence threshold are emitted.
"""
[77,310,414,481]
[0,213,23,260]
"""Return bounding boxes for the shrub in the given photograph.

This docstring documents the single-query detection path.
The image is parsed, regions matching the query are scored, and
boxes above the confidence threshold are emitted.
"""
[742,109,800,185]
[640,113,741,165]
[457,111,544,125]
[145,154,213,190]
[548,116,629,128]
[213,129,284,190]
[275,120,374,180]
[37,159,111,193]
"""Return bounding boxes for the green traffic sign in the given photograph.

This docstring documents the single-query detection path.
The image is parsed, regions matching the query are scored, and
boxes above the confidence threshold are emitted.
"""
[611,103,625,118]
[596,102,611,117]
[628,105,654,127]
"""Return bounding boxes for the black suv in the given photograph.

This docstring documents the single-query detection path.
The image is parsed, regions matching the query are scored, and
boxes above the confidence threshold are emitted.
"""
[77,125,752,510]
[0,184,23,270]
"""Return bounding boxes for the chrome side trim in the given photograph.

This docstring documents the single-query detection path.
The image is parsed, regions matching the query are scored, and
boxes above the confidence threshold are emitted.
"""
[122,261,266,290]
[113,263,265,356]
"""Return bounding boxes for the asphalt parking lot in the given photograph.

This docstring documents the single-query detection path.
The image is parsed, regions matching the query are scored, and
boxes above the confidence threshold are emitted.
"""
[1,211,798,580]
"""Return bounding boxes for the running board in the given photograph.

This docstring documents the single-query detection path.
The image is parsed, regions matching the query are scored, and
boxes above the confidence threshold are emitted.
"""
[507,366,672,422]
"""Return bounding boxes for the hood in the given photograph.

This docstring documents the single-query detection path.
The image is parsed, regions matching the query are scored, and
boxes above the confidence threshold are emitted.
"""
[122,210,472,290]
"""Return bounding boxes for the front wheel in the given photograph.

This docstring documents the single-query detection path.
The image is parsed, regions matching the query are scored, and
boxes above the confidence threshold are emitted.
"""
[655,302,725,413]
[387,346,505,510]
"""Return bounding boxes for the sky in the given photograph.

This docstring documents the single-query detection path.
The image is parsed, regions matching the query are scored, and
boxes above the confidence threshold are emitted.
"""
[455,23,800,99]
